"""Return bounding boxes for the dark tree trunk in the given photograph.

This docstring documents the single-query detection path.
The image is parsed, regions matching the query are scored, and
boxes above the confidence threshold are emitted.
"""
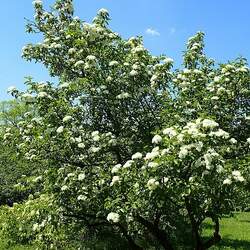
[203,217,221,249]
[136,214,174,250]
[118,223,143,250]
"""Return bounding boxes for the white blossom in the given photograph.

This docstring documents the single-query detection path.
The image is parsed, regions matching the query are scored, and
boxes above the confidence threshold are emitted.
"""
[78,173,85,181]
[145,151,159,160]
[98,8,109,15]
[77,195,87,201]
[177,133,184,142]
[147,178,159,191]
[106,76,113,82]
[163,127,177,138]
[211,96,219,100]
[216,165,224,173]
[152,135,162,144]
[107,212,120,223]
[232,170,244,182]
[132,152,143,160]
[109,61,119,66]
[209,129,229,139]
[110,176,120,186]
[163,57,174,64]
[234,176,245,182]
[59,82,70,88]
[63,116,72,122]
[129,70,138,76]
[93,135,100,141]
[202,119,219,129]
[111,164,122,174]
[116,92,130,99]
[91,131,99,137]
[32,223,39,231]
[123,160,134,168]
[22,93,33,100]
[148,162,159,168]
[74,60,85,67]
[75,136,82,143]
[33,176,42,182]
[223,178,232,185]
[37,92,48,98]
[61,185,68,191]
[213,76,221,82]
[161,148,170,156]
[204,153,212,169]
[179,146,189,159]
[68,48,76,54]
[229,138,237,144]
[78,143,85,149]
[7,86,17,93]
[86,55,96,61]
[56,126,64,134]
[32,0,42,6]
[90,146,100,153]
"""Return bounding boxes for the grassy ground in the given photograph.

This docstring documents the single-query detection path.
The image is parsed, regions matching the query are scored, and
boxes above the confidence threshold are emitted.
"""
[0,212,249,249]
[202,212,250,249]
[0,239,33,250]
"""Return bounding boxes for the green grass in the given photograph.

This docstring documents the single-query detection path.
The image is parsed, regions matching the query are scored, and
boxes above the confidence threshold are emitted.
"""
[0,238,34,250]
[202,212,250,249]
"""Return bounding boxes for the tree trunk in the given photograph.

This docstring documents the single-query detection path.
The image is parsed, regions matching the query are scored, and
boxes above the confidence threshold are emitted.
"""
[136,214,174,250]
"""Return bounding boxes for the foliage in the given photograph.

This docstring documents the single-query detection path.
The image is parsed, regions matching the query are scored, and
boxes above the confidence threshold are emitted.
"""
[0,100,43,206]
[2,0,250,249]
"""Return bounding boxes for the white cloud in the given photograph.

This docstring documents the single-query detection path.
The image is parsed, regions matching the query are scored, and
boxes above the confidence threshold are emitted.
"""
[145,28,160,36]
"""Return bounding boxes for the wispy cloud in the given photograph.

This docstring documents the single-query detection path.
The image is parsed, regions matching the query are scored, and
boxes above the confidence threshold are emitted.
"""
[145,28,160,36]
[169,27,176,35]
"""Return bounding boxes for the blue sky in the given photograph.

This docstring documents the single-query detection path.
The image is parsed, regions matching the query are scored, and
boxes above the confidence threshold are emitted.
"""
[0,0,249,100]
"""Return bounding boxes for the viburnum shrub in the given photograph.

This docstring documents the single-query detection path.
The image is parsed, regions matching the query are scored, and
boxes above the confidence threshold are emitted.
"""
[3,0,250,249]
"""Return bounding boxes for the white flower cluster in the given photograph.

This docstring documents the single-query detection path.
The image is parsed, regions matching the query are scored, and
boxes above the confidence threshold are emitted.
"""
[7,86,17,94]
[131,152,143,160]
[32,0,42,6]
[63,115,72,122]
[111,164,122,174]
[78,173,85,181]
[107,212,120,223]
[56,126,64,134]
[109,61,119,67]
[145,147,160,160]
[209,129,229,139]
[98,8,109,15]
[223,171,244,185]
[232,170,244,182]
[202,119,219,129]
[152,135,162,144]
[110,176,120,186]
[163,127,177,138]
[123,160,134,168]
[147,178,159,190]
[116,92,130,99]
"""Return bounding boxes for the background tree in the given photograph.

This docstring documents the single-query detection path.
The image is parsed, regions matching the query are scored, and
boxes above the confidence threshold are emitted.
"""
[0,100,42,206]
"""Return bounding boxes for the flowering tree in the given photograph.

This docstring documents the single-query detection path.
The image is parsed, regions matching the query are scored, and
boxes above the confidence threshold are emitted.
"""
[3,0,250,249]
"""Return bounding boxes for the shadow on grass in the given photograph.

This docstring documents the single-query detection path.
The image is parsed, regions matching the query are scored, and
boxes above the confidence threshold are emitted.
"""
[238,219,250,223]
[217,238,250,249]
[202,236,250,249]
